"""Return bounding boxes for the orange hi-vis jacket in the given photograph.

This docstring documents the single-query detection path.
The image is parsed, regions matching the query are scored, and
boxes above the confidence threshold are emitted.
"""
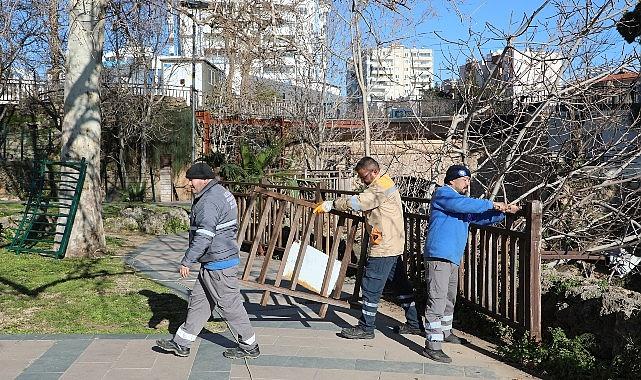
[334,174,405,257]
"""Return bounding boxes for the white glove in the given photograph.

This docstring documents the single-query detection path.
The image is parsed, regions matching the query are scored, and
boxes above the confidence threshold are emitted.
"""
[313,200,333,214]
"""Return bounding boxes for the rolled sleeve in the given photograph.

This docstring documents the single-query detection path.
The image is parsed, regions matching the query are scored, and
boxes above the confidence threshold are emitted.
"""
[334,187,382,212]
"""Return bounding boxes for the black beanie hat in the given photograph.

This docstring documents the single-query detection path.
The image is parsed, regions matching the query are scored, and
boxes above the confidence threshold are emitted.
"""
[444,164,471,184]
[186,162,215,179]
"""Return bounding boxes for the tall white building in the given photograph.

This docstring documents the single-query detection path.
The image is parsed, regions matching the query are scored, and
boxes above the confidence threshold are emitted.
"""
[459,48,563,102]
[170,0,331,94]
[347,44,434,103]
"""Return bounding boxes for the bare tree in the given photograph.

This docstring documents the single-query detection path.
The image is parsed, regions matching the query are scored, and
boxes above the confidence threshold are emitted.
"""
[423,0,641,254]
[59,0,107,257]
[100,0,193,198]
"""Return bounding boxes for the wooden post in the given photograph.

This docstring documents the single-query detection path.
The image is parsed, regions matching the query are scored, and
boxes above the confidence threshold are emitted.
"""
[314,182,322,248]
[261,204,303,306]
[319,215,347,317]
[241,196,273,281]
[257,202,287,284]
[236,186,261,246]
[526,201,542,341]
[289,211,317,290]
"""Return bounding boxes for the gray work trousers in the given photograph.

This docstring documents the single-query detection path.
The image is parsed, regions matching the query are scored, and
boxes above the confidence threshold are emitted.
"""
[424,260,458,351]
[173,266,257,350]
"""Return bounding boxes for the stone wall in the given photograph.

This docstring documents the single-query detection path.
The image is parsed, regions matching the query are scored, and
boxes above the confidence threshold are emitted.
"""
[0,160,34,200]
[541,267,641,358]
[314,139,480,194]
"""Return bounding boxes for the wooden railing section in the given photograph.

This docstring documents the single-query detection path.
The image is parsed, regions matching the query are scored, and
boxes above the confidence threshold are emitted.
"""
[226,181,542,340]
[234,186,368,318]
[461,202,542,340]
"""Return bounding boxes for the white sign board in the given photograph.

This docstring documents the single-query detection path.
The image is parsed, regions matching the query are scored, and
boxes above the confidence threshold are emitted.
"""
[282,241,340,294]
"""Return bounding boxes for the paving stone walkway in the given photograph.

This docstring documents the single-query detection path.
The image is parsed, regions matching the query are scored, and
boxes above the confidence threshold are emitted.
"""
[1,234,537,380]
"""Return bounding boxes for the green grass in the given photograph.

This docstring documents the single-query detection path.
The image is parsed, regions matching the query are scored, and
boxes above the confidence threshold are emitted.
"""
[0,248,224,334]
[105,235,126,248]
[0,202,24,218]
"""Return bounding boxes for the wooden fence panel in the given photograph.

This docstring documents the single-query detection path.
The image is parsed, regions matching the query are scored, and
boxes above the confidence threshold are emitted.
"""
[224,181,541,339]
[446,203,540,340]
[233,187,366,317]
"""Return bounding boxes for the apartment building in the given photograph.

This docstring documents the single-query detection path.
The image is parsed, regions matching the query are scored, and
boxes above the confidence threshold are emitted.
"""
[346,44,434,103]
[103,49,224,107]
[170,0,331,94]
[459,48,563,102]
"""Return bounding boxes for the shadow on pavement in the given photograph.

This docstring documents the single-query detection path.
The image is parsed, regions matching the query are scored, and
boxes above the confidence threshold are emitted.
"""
[237,288,426,356]
[139,289,187,334]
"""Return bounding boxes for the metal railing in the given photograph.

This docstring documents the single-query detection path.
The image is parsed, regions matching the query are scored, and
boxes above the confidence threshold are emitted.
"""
[7,158,87,259]
[0,79,53,105]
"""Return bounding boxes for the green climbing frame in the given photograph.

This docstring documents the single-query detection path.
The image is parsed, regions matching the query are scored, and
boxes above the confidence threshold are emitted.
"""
[7,158,87,258]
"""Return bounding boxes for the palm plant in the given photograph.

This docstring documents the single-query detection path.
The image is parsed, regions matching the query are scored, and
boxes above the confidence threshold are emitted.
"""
[202,141,286,184]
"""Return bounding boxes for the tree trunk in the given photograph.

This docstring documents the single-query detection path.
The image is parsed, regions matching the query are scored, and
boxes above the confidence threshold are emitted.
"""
[47,0,64,130]
[58,0,107,257]
[118,128,127,189]
[140,133,147,184]
[351,1,371,156]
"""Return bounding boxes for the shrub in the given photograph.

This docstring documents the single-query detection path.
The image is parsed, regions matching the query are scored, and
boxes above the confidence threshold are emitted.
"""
[550,276,584,295]
[542,328,596,378]
[164,216,189,234]
[124,182,146,202]
[498,328,597,378]
[499,332,546,370]
[606,340,641,378]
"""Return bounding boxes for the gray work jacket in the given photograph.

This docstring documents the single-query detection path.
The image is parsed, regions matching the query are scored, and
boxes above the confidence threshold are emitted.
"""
[181,180,239,267]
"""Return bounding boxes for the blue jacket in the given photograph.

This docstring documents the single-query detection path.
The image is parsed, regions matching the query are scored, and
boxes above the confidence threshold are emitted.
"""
[423,185,505,265]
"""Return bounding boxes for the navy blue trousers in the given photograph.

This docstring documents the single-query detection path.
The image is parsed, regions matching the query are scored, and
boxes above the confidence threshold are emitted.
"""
[358,255,421,332]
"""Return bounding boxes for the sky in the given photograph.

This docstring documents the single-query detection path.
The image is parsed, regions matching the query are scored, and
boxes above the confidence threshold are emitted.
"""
[411,0,558,79]
[343,0,559,83]
[416,0,552,45]
[385,0,632,82]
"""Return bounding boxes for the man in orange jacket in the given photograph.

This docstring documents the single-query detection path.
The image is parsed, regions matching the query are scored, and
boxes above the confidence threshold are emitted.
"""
[314,156,422,339]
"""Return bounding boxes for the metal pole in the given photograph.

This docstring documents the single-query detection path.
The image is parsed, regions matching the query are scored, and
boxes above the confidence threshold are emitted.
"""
[191,13,196,163]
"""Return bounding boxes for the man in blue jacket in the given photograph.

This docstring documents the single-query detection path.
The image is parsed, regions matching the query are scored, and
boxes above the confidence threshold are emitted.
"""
[422,164,519,363]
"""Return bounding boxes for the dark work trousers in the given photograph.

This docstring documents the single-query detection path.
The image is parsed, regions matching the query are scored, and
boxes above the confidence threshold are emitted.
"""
[173,266,257,350]
[358,255,422,332]
[423,259,458,351]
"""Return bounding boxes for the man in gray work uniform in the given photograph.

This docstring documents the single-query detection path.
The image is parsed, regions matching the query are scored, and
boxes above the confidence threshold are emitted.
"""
[156,162,259,359]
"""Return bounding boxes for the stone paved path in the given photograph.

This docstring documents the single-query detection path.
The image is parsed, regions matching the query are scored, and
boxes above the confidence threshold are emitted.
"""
[1,234,537,379]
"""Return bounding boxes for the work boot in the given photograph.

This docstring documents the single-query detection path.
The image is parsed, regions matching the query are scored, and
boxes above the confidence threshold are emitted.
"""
[422,348,452,363]
[394,323,425,336]
[223,345,261,359]
[156,339,190,357]
[338,326,375,339]
[444,332,467,344]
